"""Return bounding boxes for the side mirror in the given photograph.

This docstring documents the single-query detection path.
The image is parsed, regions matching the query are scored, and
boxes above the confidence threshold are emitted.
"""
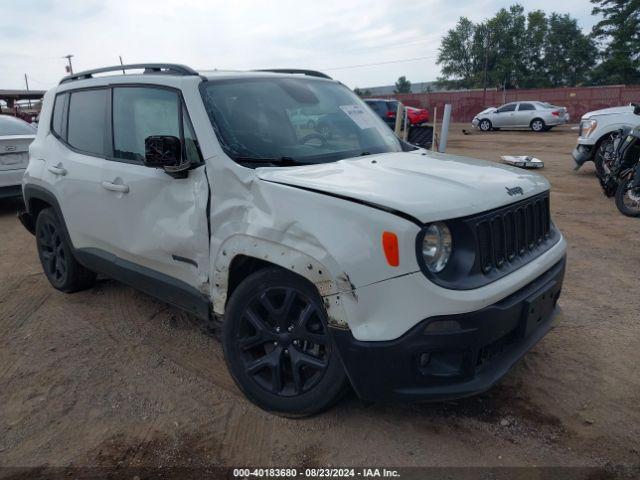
[144,135,190,178]
[144,135,181,167]
[632,103,640,115]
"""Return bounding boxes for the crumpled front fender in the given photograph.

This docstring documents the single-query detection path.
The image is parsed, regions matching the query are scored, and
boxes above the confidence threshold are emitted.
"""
[212,234,355,328]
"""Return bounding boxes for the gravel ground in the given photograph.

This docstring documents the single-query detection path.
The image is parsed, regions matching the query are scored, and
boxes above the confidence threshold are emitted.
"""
[0,125,639,476]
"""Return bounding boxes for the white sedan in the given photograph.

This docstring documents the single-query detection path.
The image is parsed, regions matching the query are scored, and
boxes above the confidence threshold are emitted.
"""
[472,101,570,132]
[0,115,36,199]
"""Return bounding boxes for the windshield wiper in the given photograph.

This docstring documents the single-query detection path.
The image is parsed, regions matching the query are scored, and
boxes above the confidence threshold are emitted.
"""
[233,156,302,166]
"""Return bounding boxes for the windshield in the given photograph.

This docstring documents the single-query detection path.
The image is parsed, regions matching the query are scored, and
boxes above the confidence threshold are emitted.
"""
[199,77,404,166]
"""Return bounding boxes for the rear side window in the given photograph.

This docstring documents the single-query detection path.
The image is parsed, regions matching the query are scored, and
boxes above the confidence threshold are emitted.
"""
[518,103,536,111]
[67,89,108,156]
[51,93,68,139]
[112,87,180,162]
[366,101,384,114]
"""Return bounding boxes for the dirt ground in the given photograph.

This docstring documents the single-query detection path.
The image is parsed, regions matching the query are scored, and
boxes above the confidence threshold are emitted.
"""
[1,124,639,475]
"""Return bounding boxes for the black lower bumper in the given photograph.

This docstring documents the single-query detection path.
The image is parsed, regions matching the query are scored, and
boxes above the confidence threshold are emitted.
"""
[331,257,566,403]
[572,144,594,167]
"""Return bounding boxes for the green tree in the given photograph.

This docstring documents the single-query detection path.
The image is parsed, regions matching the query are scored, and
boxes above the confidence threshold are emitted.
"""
[436,3,598,89]
[353,87,371,97]
[394,76,412,93]
[590,0,640,85]
[544,13,597,86]
[519,10,549,87]
[485,5,527,89]
[436,17,478,88]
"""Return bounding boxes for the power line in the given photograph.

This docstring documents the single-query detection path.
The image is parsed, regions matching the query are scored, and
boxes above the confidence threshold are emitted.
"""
[323,55,438,71]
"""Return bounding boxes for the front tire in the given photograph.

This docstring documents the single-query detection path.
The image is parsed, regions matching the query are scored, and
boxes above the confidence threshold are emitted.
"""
[222,267,348,415]
[479,119,492,131]
[594,136,615,179]
[530,118,545,132]
[35,208,96,292]
[615,178,640,217]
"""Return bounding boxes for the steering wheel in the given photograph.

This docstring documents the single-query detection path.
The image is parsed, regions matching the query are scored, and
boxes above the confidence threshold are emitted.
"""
[301,133,327,148]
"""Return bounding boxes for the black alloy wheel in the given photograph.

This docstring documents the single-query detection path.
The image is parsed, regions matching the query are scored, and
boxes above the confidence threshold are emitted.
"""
[223,267,348,415]
[37,215,67,287]
[35,208,96,292]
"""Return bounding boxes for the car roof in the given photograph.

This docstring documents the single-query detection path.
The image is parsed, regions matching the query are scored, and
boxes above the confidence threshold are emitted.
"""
[0,115,36,135]
[58,63,338,87]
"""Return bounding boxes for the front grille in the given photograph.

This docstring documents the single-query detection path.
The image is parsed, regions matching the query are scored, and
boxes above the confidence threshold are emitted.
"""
[474,194,551,275]
[417,191,559,290]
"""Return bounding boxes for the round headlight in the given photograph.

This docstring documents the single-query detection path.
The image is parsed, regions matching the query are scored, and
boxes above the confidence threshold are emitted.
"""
[421,222,452,273]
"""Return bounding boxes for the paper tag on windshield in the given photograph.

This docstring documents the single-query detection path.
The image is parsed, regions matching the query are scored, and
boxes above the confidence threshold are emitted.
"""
[339,104,377,130]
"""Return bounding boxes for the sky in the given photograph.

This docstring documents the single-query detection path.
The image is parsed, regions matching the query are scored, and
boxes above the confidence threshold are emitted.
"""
[0,0,599,91]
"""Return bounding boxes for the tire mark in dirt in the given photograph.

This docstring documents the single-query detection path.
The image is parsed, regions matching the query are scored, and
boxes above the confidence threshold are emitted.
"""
[78,279,238,396]
[0,275,50,332]
[219,404,275,466]
[0,275,51,381]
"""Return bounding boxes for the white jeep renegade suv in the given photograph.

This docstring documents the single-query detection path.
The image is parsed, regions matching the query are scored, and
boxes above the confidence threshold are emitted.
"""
[20,64,567,414]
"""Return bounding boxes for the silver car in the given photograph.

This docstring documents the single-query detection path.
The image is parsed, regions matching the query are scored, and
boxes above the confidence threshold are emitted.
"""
[0,115,36,199]
[472,101,569,132]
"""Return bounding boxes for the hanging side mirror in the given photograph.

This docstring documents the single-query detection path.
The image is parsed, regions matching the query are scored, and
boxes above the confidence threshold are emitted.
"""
[144,135,190,178]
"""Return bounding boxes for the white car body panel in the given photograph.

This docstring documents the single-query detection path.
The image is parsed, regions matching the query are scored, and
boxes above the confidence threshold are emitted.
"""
[24,71,567,343]
[577,105,639,146]
[340,236,566,341]
[256,151,550,222]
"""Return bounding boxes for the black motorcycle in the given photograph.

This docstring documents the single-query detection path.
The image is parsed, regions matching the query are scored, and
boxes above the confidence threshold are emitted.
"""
[613,128,640,217]
[599,124,640,217]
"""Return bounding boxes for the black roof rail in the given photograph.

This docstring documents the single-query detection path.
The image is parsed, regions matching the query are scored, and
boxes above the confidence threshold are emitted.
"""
[59,63,199,84]
[253,69,332,80]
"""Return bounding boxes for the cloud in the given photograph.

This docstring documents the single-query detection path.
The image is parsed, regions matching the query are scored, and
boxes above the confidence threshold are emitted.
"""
[0,0,598,90]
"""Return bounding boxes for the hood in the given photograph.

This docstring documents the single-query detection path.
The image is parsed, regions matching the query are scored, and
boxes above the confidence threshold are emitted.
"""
[582,105,633,119]
[475,107,496,117]
[256,151,549,223]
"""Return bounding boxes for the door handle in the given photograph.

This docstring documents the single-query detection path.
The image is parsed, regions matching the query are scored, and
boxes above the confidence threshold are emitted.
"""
[47,165,67,176]
[101,181,130,193]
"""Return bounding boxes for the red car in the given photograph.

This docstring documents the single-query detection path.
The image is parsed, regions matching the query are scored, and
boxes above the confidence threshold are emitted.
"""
[406,106,429,125]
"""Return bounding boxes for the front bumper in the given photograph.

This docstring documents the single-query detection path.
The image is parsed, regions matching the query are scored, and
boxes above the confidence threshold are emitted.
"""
[331,256,566,402]
[572,144,595,166]
[471,117,479,127]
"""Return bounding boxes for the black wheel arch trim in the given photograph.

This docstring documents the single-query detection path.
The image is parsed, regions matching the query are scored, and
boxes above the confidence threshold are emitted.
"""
[22,184,73,246]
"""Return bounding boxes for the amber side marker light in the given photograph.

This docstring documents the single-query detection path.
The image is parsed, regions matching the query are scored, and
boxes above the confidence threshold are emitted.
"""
[382,231,400,267]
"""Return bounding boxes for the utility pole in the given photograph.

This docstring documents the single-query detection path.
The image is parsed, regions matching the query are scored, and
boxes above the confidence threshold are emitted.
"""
[24,74,31,109]
[482,31,490,108]
[63,54,74,74]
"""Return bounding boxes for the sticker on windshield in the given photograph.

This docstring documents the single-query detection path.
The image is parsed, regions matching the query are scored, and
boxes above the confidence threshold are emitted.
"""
[339,104,377,130]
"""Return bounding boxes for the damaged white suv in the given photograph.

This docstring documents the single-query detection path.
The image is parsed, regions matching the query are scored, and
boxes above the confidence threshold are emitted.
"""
[20,64,566,414]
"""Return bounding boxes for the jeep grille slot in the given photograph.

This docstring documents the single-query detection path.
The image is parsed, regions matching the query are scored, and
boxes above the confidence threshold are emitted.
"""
[474,193,552,275]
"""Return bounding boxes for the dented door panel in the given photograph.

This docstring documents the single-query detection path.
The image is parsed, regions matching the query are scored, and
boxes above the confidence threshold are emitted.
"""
[97,161,210,290]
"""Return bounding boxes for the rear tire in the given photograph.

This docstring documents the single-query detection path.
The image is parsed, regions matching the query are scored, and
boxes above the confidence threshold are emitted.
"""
[615,178,640,217]
[530,118,545,132]
[222,267,348,415]
[35,208,96,292]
